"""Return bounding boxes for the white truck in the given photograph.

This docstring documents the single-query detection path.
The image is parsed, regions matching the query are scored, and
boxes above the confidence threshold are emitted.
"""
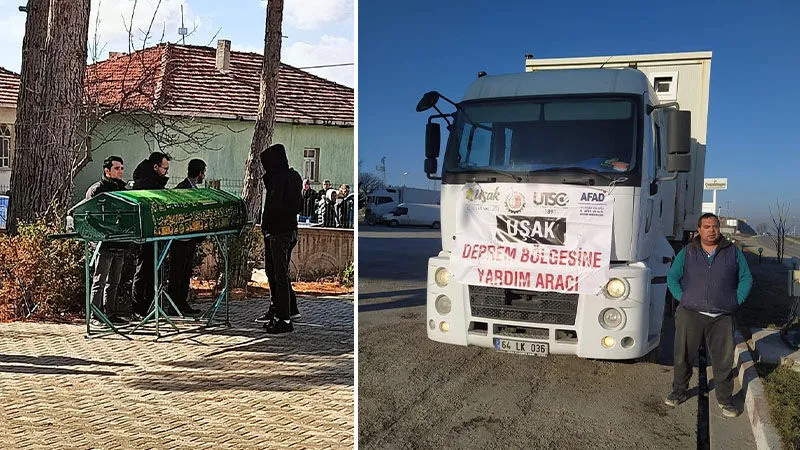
[365,186,439,225]
[418,52,711,360]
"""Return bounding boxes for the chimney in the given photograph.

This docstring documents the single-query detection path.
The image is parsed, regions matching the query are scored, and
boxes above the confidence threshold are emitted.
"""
[216,39,231,73]
[108,52,125,60]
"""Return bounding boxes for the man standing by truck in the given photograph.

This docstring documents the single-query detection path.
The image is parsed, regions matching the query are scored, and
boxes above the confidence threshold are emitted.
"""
[664,213,753,417]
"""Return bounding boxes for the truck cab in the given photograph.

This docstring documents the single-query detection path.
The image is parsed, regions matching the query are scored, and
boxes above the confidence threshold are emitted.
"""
[418,57,711,360]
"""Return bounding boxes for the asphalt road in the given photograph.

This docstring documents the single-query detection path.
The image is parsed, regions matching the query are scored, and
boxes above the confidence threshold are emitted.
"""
[358,225,755,449]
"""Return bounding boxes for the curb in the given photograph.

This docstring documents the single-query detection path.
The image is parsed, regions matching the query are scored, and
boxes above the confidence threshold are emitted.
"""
[734,330,782,450]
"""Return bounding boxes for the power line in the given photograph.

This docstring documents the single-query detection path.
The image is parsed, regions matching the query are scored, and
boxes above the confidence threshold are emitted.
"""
[296,62,354,69]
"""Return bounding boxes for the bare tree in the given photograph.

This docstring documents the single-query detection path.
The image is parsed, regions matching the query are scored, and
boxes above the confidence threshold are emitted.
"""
[231,0,284,288]
[76,0,221,174]
[359,172,385,196]
[769,199,790,264]
[8,0,92,234]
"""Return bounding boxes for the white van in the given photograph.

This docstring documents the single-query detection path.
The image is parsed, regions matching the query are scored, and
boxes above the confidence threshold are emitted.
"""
[381,203,441,229]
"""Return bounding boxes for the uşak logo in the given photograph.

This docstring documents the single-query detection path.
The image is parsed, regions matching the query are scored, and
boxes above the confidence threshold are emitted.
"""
[465,185,501,203]
[505,191,526,213]
[532,192,568,207]
[495,215,567,246]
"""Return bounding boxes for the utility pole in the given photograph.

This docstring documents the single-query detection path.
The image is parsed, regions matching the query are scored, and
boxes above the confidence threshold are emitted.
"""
[376,156,386,185]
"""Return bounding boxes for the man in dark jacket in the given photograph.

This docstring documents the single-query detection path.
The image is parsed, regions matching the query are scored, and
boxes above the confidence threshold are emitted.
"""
[299,178,317,223]
[86,156,128,325]
[130,152,171,318]
[664,213,753,417]
[255,143,302,334]
[167,159,206,315]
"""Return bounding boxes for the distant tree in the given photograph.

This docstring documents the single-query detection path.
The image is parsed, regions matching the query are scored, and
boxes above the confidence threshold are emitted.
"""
[756,223,768,235]
[769,199,790,264]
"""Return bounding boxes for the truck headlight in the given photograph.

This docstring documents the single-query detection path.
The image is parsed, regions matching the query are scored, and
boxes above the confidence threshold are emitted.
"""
[434,267,451,287]
[435,295,452,315]
[600,308,625,330]
[604,278,629,300]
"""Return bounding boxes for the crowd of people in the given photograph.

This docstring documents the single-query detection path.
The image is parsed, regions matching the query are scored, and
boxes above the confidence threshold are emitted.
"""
[300,178,355,228]
[85,144,348,335]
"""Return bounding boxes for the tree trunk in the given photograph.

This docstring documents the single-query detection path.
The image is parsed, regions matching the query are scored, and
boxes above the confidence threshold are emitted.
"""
[8,0,91,234]
[230,0,284,288]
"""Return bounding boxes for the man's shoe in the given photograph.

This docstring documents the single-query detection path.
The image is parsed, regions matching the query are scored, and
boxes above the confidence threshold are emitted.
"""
[129,312,145,322]
[290,310,301,321]
[664,391,688,407]
[107,315,127,326]
[90,319,106,327]
[255,306,276,323]
[264,319,293,334]
[719,403,740,418]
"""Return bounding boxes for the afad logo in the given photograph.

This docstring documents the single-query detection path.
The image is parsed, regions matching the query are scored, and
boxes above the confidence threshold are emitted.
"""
[465,185,501,203]
[505,191,526,213]
[532,192,568,207]
[580,192,606,202]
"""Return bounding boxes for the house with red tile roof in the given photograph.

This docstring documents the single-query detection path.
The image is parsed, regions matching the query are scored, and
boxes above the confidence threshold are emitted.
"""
[0,67,20,193]
[72,40,354,200]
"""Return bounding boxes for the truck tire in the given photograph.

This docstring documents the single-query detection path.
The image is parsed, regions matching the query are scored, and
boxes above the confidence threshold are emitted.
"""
[366,215,376,226]
[390,219,399,227]
[432,221,440,229]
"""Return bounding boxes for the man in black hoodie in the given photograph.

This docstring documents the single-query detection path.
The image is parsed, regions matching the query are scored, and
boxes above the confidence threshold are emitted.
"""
[256,143,303,334]
[130,151,171,318]
[85,156,129,325]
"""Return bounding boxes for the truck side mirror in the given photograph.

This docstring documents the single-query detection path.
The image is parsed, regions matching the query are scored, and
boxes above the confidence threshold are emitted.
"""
[426,122,441,158]
[667,110,691,155]
[424,158,437,176]
[667,153,691,172]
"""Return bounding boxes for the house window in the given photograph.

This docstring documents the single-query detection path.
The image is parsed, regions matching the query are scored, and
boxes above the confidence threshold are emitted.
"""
[0,125,10,168]
[650,72,678,102]
[303,148,319,182]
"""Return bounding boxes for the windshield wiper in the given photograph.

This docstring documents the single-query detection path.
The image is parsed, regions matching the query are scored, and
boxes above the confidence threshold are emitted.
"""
[528,166,618,183]
[454,167,524,183]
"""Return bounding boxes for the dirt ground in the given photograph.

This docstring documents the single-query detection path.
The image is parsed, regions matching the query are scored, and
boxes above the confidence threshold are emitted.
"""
[191,278,353,299]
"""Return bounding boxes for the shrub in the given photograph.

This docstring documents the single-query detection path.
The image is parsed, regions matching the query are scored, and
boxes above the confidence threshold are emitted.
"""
[338,262,354,288]
[0,219,85,321]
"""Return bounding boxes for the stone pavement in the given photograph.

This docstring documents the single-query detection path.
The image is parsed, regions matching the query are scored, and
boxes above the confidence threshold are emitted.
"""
[0,296,354,449]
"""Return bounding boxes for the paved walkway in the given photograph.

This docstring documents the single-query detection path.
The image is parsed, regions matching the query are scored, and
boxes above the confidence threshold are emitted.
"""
[0,297,354,449]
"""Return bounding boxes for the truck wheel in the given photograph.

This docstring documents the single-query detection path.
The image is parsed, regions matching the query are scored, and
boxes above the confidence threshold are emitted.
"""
[390,220,399,227]
[432,221,441,229]
[366,216,376,226]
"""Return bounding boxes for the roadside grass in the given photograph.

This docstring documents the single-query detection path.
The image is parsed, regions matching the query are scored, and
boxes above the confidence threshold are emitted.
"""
[737,243,800,449]
[756,362,800,450]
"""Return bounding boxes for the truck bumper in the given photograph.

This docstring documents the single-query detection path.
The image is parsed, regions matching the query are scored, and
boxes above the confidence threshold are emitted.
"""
[426,254,660,360]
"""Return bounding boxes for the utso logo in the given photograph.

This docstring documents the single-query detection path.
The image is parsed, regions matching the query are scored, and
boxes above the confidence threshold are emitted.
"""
[532,192,568,207]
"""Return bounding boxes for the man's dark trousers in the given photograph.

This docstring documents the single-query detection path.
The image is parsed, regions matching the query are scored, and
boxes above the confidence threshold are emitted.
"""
[264,230,298,320]
[168,239,197,308]
[132,243,156,315]
[673,305,736,405]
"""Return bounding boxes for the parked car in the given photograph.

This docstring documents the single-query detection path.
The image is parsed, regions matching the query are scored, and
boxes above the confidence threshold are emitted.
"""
[381,203,440,229]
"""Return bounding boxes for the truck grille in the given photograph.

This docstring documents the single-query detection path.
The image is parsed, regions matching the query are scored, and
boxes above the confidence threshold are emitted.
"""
[469,285,579,325]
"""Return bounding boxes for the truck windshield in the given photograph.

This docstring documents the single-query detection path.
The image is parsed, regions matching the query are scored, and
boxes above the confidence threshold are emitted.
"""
[443,96,639,180]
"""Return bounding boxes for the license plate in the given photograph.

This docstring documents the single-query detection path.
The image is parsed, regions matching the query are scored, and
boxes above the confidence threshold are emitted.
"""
[493,338,549,357]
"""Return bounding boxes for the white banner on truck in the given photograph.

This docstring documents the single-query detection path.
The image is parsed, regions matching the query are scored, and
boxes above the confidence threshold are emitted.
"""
[451,183,614,294]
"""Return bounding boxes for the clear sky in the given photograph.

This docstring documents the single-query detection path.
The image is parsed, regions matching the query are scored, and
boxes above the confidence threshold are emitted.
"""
[0,0,354,86]
[358,0,800,228]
